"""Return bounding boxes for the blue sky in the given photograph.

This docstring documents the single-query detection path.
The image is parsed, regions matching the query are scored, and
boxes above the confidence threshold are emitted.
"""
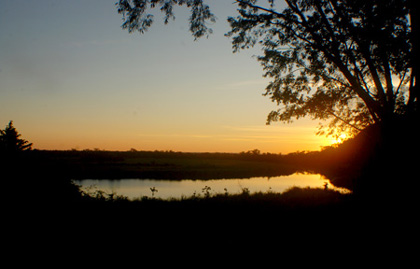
[0,0,329,153]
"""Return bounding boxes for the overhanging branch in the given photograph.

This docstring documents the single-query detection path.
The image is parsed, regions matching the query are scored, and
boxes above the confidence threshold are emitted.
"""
[323,109,363,132]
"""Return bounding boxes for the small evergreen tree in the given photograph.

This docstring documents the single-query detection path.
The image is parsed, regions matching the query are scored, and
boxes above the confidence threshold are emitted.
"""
[0,121,33,154]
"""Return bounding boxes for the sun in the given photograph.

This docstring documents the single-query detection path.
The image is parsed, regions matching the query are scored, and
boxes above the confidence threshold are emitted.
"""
[330,134,348,145]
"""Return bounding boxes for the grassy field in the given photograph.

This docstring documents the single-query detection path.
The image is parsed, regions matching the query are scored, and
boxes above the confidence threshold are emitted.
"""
[32,150,303,180]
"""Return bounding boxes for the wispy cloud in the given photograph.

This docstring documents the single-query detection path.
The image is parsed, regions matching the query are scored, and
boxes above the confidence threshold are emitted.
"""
[136,133,213,139]
[216,79,269,90]
[223,124,316,134]
[64,39,129,48]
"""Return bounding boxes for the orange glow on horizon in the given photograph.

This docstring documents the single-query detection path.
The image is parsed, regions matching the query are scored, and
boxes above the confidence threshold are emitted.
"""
[26,123,332,154]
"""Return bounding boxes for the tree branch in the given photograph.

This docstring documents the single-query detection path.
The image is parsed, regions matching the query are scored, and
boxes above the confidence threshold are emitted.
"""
[324,109,364,132]
[235,0,284,18]
[382,56,395,108]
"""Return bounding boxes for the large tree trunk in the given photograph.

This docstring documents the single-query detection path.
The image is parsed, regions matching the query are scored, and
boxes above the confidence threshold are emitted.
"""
[352,117,419,205]
[408,0,418,115]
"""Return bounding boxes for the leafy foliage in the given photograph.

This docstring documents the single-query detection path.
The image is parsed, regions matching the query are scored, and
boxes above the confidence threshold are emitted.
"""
[116,0,216,39]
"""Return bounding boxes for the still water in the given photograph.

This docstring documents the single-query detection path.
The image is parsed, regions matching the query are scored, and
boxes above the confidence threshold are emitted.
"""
[74,173,347,200]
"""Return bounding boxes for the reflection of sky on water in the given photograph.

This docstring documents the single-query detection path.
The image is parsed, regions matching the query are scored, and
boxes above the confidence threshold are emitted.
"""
[75,173,349,200]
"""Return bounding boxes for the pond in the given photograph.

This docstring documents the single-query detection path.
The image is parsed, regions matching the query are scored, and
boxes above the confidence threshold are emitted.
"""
[74,172,348,200]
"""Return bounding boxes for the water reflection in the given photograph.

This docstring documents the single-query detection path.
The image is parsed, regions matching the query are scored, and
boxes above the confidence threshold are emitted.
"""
[75,173,347,200]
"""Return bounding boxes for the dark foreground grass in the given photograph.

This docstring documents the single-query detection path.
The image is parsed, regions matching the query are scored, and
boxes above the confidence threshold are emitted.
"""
[71,186,357,232]
[68,184,415,237]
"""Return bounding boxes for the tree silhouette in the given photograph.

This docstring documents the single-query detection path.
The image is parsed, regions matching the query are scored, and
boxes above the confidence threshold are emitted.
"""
[117,0,417,138]
[0,121,33,154]
[229,0,417,137]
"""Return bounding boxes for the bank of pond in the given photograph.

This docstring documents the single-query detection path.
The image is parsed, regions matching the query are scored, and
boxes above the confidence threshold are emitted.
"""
[74,173,349,200]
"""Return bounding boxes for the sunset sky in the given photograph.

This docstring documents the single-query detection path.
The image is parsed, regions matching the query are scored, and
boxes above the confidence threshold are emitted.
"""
[0,0,333,153]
